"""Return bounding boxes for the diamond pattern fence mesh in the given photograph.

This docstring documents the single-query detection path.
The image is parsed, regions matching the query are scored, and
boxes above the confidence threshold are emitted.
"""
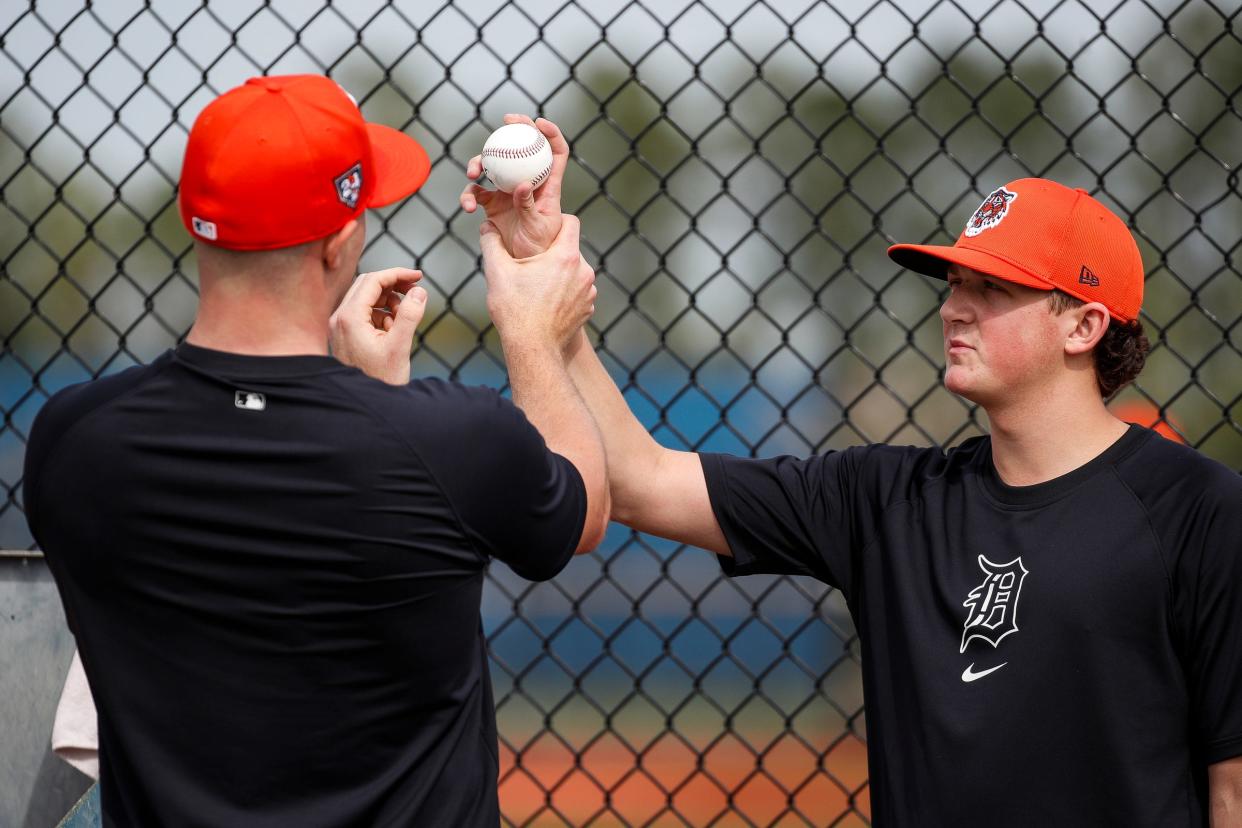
[2,0,1240,825]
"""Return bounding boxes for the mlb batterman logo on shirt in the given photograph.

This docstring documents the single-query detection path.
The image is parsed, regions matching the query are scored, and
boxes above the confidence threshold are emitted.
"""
[234,390,266,411]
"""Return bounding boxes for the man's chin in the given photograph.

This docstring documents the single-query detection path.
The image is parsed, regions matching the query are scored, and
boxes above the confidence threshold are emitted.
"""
[943,372,990,406]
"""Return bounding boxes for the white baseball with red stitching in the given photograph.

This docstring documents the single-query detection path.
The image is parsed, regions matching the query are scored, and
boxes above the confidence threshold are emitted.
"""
[481,123,553,194]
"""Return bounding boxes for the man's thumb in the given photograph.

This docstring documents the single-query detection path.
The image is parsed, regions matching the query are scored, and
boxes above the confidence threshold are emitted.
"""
[478,221,510,263]
[391,285,427,343]
[513,183,536,213]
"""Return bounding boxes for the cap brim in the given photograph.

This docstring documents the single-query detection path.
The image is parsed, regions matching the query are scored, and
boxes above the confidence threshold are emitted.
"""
[366,123,432,208]
[887,242,1055,292]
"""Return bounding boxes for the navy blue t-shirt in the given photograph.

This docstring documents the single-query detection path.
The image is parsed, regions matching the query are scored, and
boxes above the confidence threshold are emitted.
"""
[24,342,586,828]
[701,426,1242,827]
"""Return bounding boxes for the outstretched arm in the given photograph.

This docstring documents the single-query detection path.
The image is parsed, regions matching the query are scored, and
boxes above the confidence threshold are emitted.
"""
[563,329,730,555]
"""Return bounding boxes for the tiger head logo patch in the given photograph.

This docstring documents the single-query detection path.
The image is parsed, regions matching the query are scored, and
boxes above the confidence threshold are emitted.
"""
[964,187,1017,238]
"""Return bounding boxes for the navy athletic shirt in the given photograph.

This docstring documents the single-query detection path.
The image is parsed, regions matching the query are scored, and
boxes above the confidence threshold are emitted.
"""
[24,342,587,828]
[701,425,1242,827]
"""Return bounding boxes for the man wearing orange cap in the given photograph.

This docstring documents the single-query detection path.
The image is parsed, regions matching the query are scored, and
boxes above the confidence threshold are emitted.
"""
[466,124,1242,826]
[24,76,608,826]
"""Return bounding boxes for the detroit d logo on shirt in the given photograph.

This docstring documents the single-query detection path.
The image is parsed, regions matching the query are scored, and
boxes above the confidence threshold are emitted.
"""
[963,187,1017,237]
[335,163,363,209]
[960,555,1029,652]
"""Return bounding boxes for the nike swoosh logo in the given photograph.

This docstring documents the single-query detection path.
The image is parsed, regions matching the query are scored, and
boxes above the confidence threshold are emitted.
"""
[961,662,1008,683]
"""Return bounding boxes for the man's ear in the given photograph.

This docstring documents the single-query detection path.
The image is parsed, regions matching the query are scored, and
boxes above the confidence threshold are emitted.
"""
[322,219,360,272]
[1064,302,1111,357]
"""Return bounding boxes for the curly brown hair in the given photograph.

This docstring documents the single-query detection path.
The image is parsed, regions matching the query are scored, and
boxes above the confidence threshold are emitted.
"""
[1048,290,1149,398]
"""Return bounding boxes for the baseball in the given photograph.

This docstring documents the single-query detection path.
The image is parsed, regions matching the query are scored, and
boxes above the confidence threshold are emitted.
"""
[481,123,553,193]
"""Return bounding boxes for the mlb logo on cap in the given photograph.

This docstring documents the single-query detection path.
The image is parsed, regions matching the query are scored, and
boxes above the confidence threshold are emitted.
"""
[190,216,218,241]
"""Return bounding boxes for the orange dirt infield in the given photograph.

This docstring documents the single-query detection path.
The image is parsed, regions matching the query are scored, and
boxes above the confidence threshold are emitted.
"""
[498,731,870,826]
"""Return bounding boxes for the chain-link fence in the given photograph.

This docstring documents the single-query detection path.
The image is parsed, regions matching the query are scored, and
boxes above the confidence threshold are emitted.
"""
[3,0,1240,824]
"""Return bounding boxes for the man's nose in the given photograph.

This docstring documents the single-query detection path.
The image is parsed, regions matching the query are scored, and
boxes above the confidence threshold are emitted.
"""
[939,285,972,325]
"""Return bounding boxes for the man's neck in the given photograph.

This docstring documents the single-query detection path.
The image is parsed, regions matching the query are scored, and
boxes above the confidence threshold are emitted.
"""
[984,385,1129,487]
[187,274,333,357]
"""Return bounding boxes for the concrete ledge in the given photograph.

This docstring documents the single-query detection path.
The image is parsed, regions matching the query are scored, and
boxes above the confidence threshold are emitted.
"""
[0,550,44,560]
[0,553,92,828]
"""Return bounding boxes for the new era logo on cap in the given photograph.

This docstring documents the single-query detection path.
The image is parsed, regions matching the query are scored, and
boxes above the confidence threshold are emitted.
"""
[1079,266,1100,287]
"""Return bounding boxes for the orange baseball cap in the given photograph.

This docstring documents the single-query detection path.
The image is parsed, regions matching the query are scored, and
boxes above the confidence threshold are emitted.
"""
[178,74,431,251]
[887,178,1144,323]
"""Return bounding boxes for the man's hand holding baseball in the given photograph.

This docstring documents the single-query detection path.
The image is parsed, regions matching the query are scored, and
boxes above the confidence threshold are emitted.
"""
[461,115,568,258]
[329,267,427,385]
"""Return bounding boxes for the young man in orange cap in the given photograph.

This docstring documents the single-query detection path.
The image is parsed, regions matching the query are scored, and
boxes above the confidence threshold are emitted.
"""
[466,125,1242,826]
[24,76,608,827]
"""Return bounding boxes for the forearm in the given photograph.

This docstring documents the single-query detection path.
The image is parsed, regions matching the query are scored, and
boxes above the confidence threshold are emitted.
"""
[563,330,668,522]
[564,331,727,553]
[1211,757,1242,827]
[504,336,610,551]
